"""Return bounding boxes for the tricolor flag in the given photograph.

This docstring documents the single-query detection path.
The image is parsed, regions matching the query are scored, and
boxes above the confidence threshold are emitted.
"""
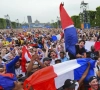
[85,41,100,51]
[21,46,32,72]
[24,58,96,90]
[85,41,95,51]
[0,73,17,90]
[60,3,78,56]
[94,42,100,51]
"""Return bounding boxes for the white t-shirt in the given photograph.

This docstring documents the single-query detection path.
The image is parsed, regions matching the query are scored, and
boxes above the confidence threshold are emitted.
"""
[15,66,25,77]
[50,58,58,65]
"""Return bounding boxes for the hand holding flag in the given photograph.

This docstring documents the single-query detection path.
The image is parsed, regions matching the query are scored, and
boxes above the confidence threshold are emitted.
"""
[21,46,32,72]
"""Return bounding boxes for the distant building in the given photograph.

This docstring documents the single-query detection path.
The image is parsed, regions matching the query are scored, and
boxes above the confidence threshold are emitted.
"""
[30,20,52,28]
[21,19,52,28]
[27,16,32,23]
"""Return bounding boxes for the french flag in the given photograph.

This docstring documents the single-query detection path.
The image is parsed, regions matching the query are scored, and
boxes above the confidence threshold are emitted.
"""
[0,73,17,90]
[24,58,96,90]
[85,41,100,51]
[21,46,32,72]
[60,3,78,56]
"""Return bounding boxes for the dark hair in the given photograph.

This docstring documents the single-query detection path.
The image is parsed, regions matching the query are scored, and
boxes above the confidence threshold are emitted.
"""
[79,40,85,44]
[60,51,65,55]
[50,50,56,54]
[55,59,61,64]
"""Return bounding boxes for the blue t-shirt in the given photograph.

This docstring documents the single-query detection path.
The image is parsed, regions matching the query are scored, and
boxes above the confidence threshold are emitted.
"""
[61,57,68,62]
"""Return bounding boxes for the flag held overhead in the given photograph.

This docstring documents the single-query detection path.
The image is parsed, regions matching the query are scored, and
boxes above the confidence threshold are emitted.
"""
[60,3,74,30]
[24,58,96,90]
[60,3,78,56]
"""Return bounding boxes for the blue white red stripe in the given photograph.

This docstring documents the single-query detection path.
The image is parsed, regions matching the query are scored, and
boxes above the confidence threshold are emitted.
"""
[60,3,78,55]
[24,58,96,90]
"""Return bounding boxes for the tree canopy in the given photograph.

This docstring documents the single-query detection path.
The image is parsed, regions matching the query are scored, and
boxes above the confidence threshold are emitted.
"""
[71,6,100,28]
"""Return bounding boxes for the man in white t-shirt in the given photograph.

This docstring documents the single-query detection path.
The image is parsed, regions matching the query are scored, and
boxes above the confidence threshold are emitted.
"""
[15,61,25,81]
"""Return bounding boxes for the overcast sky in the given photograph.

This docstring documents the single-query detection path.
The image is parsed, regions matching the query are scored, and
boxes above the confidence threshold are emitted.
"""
[0,0,100,23]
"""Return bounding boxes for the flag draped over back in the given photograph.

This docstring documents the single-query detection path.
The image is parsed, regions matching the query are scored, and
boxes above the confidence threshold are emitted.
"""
[60,3,78,55]
[24,58,96,90]
[0,73,17,90]
[21,46,32,72]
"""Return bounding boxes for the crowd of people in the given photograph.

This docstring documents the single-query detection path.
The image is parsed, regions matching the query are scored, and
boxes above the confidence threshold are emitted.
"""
[0,28,100,90]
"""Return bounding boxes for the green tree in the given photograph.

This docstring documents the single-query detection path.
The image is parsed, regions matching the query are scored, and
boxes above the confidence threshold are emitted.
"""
[0,18,7,29]
[51,22,58,28]
[89,11,96,27]
[71,15,81,28]
[11,22,17,28]
[95,6,100,27]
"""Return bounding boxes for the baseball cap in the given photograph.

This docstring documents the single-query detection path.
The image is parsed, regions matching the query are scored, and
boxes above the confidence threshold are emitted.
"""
[63,79,76,89]
[43,57,52,62]
[88,76,98,83]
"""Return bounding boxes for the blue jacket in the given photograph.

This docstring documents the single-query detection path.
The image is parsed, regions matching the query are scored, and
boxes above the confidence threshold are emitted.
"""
[6,56,20,74]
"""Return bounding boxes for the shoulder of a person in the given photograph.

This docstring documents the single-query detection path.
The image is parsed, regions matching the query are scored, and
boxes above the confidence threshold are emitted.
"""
[75,44,79,46]
[75,45,79,48]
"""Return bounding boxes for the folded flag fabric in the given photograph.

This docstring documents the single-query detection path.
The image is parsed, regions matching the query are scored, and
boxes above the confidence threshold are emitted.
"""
[85,41,100,51]
[21,46,32,72]
[60,3,78,56]
[0,73,17,90]
[85,41,95,51]
[94,42,100,51]
[24,58,96,90]
[51,33,63,41]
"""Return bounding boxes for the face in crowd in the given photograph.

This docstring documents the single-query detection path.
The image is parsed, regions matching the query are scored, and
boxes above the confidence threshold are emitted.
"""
[79,40,85,48]
[50,51,57,59]
[15,61,21,68]
[0,65,6,74]
[89,76,99,90]
[60,52,65,59]
[8,53,14,60]
[43,57,51,66]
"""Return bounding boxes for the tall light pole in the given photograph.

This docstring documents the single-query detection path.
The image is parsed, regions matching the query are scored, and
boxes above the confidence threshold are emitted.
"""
[51,20,54,28]
[80,1,90,29]
[4,14,12,29]
[16,19,19,28]
[57,16,60,28]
